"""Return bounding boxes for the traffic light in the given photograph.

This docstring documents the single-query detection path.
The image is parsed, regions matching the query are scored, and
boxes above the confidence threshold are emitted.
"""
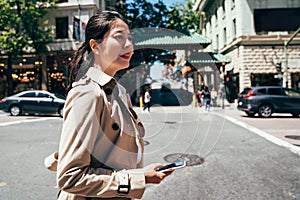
[275,62,282,73]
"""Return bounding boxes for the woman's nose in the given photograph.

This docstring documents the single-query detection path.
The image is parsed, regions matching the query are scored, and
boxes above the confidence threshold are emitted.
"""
[124,38,133,49]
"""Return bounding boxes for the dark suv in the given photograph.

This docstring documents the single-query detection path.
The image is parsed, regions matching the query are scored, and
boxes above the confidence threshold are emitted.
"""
[237,86,300,118]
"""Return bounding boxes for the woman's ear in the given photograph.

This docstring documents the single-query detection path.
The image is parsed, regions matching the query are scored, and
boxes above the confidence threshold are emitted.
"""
[89,39,100,54]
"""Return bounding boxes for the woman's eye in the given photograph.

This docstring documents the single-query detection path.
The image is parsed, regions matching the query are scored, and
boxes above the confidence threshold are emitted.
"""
[114,34,132,44]
[127,35,133,42]
[114,35,125,41]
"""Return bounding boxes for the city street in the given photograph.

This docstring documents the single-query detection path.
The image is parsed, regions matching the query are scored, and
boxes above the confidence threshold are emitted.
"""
[0,106,300,200]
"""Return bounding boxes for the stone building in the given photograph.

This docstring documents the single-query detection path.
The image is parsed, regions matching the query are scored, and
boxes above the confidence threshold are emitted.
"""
[194,0,300,102]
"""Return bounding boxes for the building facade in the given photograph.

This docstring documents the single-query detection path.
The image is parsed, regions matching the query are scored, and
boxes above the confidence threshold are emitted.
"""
[0,0,121,98]
[194,0,300,101]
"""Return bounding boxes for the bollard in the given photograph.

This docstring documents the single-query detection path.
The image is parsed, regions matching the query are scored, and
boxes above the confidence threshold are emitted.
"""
[192,94,196,107]
[139,96,143,108]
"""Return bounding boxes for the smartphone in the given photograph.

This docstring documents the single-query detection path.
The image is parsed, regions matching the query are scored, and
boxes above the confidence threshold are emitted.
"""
[156,161,186,173]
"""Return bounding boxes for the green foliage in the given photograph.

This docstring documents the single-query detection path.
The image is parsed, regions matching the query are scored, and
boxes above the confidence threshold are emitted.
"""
[116,0,169,29]
[166,0,200,35]
[116,0,200,34]
[0,0,56,55]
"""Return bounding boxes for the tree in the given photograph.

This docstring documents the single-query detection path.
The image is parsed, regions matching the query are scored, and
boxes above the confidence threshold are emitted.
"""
[166,0,201,35]
[116,0,169,29]
[0,0,56,95]
[116,0,200,34]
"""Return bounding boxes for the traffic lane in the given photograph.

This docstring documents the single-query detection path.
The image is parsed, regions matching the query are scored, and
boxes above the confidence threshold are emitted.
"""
[0,119,61,200]
[0,110,61,124]
[140,111,300,200]
[224,108,300,146]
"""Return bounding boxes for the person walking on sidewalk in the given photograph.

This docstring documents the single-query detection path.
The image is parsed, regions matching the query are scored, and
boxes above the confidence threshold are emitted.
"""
[203,86,211,111]
[47,11,172,200]
[143,88,152,112]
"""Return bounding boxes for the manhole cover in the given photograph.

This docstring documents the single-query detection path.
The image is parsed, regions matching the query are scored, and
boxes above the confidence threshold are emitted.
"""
[163,153,204,167]
[285,135,300,140]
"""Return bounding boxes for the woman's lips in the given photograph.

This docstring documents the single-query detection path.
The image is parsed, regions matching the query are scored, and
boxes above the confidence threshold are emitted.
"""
[120,53,132,60]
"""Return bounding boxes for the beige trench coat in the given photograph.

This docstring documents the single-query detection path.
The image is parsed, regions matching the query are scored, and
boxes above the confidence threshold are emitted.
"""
[55,67,146,200]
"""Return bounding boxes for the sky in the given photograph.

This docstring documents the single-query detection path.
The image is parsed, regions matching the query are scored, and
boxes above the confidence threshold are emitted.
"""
[127,0,184,8]
[162,0,183,7]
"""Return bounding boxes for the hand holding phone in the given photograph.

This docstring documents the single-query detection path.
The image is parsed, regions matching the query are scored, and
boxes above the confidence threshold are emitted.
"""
[156,161,186,173]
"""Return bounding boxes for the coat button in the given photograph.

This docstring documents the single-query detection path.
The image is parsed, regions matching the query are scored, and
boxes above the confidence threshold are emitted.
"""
[104,88,113,95]
[112,123,119,130]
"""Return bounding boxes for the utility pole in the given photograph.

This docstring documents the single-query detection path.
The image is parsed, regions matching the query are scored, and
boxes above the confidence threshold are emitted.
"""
[283,27,300,87]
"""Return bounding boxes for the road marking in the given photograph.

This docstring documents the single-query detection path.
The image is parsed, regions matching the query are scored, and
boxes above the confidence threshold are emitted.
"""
[215,112,300,156]
[0,118,59,127]
[0,182,7,187]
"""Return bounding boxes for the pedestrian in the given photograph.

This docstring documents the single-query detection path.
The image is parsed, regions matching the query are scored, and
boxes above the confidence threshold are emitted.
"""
[143,88,152,112]
[200,87,205,108]
[210,88,217,107]
[196,89,202,107]
[45,11,172,200]
[203,86,211,111]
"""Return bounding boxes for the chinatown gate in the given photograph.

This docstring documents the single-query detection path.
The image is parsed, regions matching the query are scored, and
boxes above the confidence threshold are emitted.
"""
[117,28,231,106]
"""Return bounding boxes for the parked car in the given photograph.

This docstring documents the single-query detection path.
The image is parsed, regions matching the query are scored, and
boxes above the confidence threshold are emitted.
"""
[237,86,300,118]
[0,90,65,117]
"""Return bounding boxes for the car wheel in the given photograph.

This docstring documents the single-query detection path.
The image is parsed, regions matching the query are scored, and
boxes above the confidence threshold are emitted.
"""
[245,111,255,117]
[10,105,21,116]
[58,106,64,118]
[258,104,273,118]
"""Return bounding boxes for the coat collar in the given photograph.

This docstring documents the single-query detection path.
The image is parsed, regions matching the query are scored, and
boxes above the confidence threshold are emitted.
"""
[86,67,115,87]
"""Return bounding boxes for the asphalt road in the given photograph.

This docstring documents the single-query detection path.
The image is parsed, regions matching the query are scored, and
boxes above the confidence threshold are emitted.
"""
[0,107,300,200]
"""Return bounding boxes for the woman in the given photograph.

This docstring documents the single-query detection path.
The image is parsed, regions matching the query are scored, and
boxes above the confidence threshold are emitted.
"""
[143,88,151,112]
[55,11,171,199]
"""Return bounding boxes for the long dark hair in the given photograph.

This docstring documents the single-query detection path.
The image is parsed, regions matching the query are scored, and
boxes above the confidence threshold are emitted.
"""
[67,11,125,94]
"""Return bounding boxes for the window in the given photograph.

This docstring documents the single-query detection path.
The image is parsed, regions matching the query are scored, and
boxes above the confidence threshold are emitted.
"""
[20,92,36,97]
[216,34,219,50]
[73,17,80,41]
[37,92,51,98]
[56,17,68,39]
[256,88,267,95]
[222,0,226,13]
[268,88,282,95]
[283,89,300,97]
[223,28,226,45]
[232,19,236,38]
[254,8,300,32]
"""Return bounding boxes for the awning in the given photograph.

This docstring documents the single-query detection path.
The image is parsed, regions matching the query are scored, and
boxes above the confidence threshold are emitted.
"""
[133,27,211,49]
[188,52,231,64]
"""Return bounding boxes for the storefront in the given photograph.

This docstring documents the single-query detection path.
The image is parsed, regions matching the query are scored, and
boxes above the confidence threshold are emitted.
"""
[0,52,72,98]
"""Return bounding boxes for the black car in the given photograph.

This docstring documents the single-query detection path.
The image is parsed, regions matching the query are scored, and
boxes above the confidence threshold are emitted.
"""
[237,86,300,118]
[0,90,65,117]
